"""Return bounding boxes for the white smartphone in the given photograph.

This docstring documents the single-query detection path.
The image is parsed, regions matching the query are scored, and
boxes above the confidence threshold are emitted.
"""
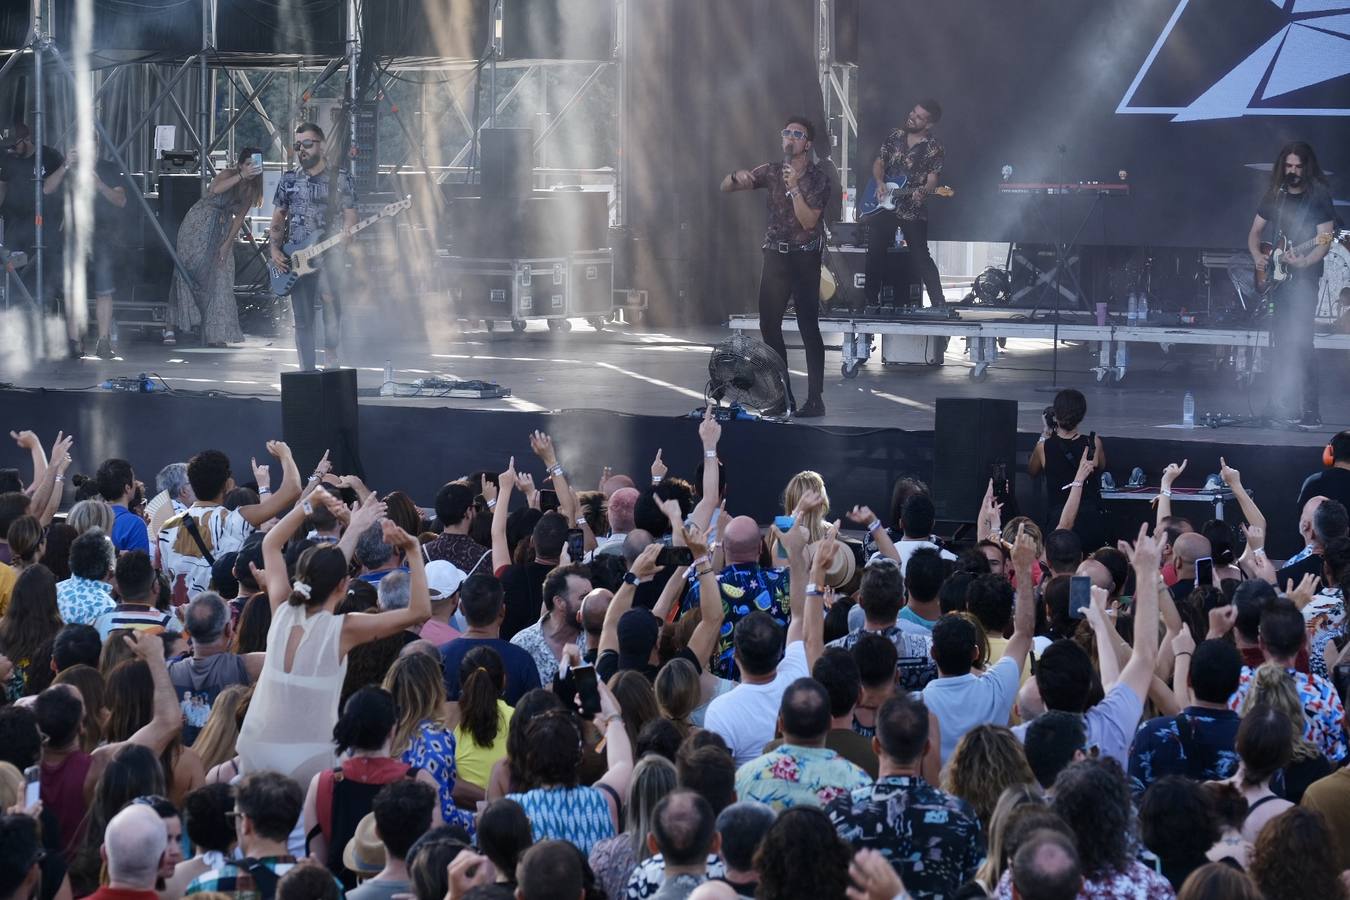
[24,765,40,806]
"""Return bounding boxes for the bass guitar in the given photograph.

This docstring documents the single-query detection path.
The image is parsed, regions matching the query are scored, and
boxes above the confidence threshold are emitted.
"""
[858,174,954,219]
[269,195,412,297]
[1256,228,1350,298]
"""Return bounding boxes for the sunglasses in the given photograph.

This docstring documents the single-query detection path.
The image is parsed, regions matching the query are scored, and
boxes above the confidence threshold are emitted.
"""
[781,129,808,140]
[293,139,320,151]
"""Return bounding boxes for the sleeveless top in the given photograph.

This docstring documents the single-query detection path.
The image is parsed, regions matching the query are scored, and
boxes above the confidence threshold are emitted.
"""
[1043,432,1105,549]
[316,757,415,890]
[507,784,616,855]
[236,601,348,788]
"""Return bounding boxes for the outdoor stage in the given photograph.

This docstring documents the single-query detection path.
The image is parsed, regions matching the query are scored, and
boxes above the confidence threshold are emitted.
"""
[2,315,1342,559]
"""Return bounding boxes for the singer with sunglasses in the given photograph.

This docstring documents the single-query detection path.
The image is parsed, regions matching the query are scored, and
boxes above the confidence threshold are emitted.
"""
[722,116,832,418]
[1247,141,1336,428]
[269,123,358,371]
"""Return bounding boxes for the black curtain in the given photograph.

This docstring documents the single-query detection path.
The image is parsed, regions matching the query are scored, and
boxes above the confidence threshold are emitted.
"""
[626,0,826,325]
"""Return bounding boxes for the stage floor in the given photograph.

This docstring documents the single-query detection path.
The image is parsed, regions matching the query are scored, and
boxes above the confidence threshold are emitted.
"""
[3,316,1344,448]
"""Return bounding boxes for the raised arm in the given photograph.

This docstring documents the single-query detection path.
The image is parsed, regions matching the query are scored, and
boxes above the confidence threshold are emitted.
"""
[594,680,634,827]
[335,494,387,564]
[1117,524,1164,702]
[848,505,900,564]
[238,441,303,527]
[975,481,1004,545]
[1056,448,1095,532]
[598,544,660,657]
[1001,525,1038,668]
[262,502,310,612]
[9,430,47,488]
[27,432,73,526]
[489,460,517,573]
[778,522,810,647]
[1170,627,1196,708]
[803,525,839,671]
[1085,586,1123,689]
[690,406,723,531]
[340,523,433,653]
[1156,460,1186,527]
[683,524,726,669]
[530,431,575,522]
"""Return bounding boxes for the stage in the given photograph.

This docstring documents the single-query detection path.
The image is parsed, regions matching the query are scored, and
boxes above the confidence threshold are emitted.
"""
[1,315,1341,558]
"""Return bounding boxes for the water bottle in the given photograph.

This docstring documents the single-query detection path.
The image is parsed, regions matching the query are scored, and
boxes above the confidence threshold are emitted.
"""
[1183,391,1195,428]
[383,360,394,385]
[1127,293,1138,325]
[380,360,396,397]
[1138,295,1149,323]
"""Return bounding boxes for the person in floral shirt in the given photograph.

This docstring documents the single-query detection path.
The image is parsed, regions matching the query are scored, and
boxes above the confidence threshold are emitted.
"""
[735,679,870,811]
[55,529,116,625]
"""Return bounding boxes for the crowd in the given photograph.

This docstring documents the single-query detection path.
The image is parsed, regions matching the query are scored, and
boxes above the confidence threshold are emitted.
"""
[2,389,1350,900]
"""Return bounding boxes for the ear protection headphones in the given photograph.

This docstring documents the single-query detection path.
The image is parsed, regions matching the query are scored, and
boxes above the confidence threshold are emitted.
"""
[1325,444,1336,467]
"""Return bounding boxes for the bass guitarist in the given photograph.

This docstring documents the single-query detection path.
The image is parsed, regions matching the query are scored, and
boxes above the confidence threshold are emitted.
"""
[269,121,358,371]
[865,99,946,308]
[1247,141,1335,427]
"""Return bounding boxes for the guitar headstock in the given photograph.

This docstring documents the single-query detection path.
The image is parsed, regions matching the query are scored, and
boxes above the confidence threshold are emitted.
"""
[934,186,955,198]
[383,196,413,216]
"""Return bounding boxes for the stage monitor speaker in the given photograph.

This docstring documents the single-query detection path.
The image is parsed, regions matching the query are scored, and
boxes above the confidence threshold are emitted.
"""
[280,368,365,480]
[932,397,1017,522]
[501,0,614,60]
[479,128,533,198]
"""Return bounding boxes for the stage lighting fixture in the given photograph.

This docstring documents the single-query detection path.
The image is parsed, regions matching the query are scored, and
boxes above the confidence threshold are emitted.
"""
[972,267,1011,305]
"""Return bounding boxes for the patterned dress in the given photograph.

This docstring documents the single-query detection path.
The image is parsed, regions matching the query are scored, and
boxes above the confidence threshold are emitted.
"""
[508,784,615,855]
[170,190,245,344]
[1229,666,1348,763]
[402,720,476,833]
[995,861,1174,900]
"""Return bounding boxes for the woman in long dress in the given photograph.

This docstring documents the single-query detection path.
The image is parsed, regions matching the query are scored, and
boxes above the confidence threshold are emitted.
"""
[166,146,264,346]
[236,490,432,790]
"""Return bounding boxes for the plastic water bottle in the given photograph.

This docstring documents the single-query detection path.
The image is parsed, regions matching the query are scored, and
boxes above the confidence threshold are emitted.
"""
[1127,293,1138,325]
[1183,391,1195,428]
[380,360,395,397]
[1138,295,1149,323]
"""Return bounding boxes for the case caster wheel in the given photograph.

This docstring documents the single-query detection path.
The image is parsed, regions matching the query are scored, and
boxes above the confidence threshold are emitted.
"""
[547,318,572,332]
[841,360,861,379]
[510,319,526,333]
[969,363,990,382]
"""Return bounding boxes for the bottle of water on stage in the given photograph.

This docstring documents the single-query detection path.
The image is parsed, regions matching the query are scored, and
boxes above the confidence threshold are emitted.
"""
[1183,391,1195,428]
[1138,295,1148,323]
[1127,294,1138,325]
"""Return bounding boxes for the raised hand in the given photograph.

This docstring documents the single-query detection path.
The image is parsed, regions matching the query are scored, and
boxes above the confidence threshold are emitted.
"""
[1122,522,1165,573]
[658,497,684,526]
[480,474,498,506]
[9,430,38,450]
[312,449,333,480]
[630,542,663,581]
[312,488,351,525]
[1286,573,1321,609]
[446,849,495,899]
[683,522,710,559]
[1219,456,1241,487]
[517,472,539,508]
[251,456,271,492]
[792,489,825,518]
[1171,625,1196,658]
[124,628,166,662]
[846,505,878,528]
[1241,522,1265,554]
[1207,603,1237,639]
[599,466,613,492]
[774,521,810,560]
[846,848,907,900]
[1074,446,1095,483]
[381,518,418,554]
[1160,459,1187,489]
[528,431,557,468]
[699,404,722,450]
[651,449,668,482]
[498,456,518,493]
[1011,522,1037,571]
[1085,584,1111,632]
[347,494,387,534]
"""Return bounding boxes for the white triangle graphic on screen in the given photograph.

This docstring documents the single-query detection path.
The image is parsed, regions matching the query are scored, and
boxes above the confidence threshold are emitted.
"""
[1263,20,1350,97]
[1170,27,1288,120]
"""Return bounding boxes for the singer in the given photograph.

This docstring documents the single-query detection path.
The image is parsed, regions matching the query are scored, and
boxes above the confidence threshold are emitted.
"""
[1247,142,1335,427]
[720,116,831,418]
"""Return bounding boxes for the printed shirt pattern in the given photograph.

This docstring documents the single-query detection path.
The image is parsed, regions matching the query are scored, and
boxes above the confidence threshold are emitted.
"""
[683,564,792,680]
[272,168,357,249]
[1128,708,1241,797]
[624,855,726,900]
[56,576,116,625]
[877,129,945,221]
[159,505,256,598]
[186,855,345,897]
[828,625,937,691]
[1305,588,1345,680]
[749,161,831,246]
[736,745,872,811]
[508,784,615,855]
[996,861,1173,900]
[510,621,587,687]
[826,776,984,900]
[1229,666,1348,763]
[402,720,476,833]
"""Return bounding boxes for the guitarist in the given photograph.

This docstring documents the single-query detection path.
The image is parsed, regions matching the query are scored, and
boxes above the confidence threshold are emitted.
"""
[269,122,358,371]
[1247,142,1336,427]
[865,99,945,308]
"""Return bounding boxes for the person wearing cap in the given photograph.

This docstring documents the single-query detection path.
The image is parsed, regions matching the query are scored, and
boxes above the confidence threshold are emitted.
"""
[595,528,723,684]
[345,781,436,900]
[419,560,466,646]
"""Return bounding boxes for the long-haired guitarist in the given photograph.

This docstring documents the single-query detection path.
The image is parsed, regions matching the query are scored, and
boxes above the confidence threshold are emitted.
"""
[269,122,358,371]
[1247,141,1336,427]
[865,99,945,308]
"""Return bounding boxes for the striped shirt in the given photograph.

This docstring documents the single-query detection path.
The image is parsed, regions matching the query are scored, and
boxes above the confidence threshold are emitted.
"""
[93,604,184,641]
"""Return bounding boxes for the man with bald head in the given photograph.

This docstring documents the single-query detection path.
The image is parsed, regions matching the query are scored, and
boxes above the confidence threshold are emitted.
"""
[89,804,168,900]
[1169,532,1212,606]
[682,516,791,679]
[1279,496,1349,585]
[594,487,641,557]
[1011,830,1082,900]
[647,790,720,899]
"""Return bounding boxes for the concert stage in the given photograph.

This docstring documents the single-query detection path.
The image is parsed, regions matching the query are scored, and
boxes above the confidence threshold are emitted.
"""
[1,317,1342,559]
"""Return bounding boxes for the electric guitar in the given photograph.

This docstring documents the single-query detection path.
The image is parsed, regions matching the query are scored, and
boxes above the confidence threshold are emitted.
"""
[269,196,412,297]
[1255,229,1350,298]
[858,173,954,219]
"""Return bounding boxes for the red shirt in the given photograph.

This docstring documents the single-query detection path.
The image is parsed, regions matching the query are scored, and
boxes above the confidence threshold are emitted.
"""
[41,750,93,857]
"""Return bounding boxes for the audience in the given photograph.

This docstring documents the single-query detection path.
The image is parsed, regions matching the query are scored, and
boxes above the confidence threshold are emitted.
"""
[6,421,1348,900]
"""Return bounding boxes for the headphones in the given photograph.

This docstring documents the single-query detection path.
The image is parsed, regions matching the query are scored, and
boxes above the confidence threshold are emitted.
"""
[1326,443,1336,467]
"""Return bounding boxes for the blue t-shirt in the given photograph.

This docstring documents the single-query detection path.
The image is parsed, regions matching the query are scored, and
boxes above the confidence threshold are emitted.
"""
[439,636,542,705]
[111,504,150,553]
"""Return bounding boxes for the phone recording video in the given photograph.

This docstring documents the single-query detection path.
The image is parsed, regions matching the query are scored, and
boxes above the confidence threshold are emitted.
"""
[1069,575,1093,619]
[572,665,601,718]
[566,528,586,563]
[1195,556,1214,588]
[656,546,695,567]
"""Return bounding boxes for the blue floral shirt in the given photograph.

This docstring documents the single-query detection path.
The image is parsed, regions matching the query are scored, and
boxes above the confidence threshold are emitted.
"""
[1128,707,1241,797]
[56,576,116,626]
[1229,666,1348,763]
[735,745,871,811]
[682,563,791,680]
[401,720,476,833]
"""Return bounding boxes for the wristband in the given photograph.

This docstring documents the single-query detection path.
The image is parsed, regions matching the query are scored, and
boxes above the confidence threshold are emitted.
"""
[1175,651,1192,659]
[259,487,271,495]
[622,571,641,586]
[575,515,588,527]
[302,500,313,515]
[867,519,882,533]
[1253,548,1266,557]
[806,582,821,596]
[652,475,663,485]
[704,450,718,459]
[549,464,564,477]
[308,473,321,483]
[696,566,714,577]
[54,474,64,483]
[1160,488,1173,497]
[486,498,497,510]
[690,555,711,569]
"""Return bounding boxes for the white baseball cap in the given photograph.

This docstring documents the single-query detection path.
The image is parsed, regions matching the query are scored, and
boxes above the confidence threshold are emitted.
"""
[426,560,467,600]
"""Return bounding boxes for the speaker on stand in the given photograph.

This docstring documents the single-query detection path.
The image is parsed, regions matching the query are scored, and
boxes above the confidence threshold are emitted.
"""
[280,368,365,480]
[931,397,1019,524]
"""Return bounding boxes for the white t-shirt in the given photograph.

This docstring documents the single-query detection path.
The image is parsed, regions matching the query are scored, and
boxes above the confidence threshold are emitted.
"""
[1011,681,1146,767]
[921,655,1022,764]
[896,539,958,575]
[159,505,255,597]
[704,641,810,766]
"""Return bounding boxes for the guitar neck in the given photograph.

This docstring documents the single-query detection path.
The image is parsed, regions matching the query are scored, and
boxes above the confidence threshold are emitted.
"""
[301,210,385,258]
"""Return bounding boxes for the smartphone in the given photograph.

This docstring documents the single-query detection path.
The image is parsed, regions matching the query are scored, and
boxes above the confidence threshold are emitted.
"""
[250,152,263,170]
[656,546,695,567]
[1069,576,1093,619]
[566,528,586,563]
[539,489,560,512]
[1086,431,1097,461]
[23,765,40,807]
[572,664,601,718]
[1195,557,1214,588]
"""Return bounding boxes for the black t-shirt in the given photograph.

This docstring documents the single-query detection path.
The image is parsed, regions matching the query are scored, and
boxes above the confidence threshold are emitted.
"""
[595,645,703,684]
[498,561,554,641]
[1276,552,1324,587]
[1298,468,1350,516]
[0,145,66,237]
[92,158,129,237]
[1258,187,1337,279]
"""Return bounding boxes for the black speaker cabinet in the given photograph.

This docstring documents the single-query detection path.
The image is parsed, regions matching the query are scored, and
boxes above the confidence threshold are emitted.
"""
[280,368,364,480]
[479,128,534,198]
[932,398,1018,522]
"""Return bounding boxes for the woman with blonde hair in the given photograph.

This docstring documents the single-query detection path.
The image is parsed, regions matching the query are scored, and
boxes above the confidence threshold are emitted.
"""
[66,498,115,537]
[192,684,250,773]
[783,471,829,541]
[1239,662,1331,802]
[587,755,678,900]
[383,650,475,827]
[973,782,1045,893]
[942,724,1036,828]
